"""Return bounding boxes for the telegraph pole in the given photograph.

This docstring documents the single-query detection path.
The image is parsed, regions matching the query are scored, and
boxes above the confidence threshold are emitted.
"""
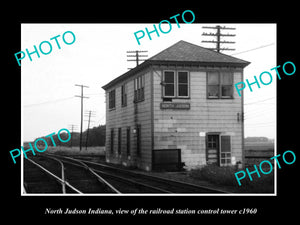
[127,50,148,69]
[68,124,78,148]
[84,110,95,150]
[75,84,89,151]
[202,25,236,52]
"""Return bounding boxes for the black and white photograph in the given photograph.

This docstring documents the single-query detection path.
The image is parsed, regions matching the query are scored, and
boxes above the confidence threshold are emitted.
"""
[21,23,276,195]
[3,5,299,220]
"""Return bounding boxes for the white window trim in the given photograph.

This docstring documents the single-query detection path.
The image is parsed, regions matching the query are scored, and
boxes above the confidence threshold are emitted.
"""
[177,70,190,98]
[163,70,176,98]
[219,135,232,166]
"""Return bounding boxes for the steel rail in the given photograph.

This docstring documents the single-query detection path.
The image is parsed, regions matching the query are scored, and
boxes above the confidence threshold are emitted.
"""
[75,158,229,193]
[46,156,66,194]
[58,160,172,194]
[45,153,229,194]
[26,158,82,194]
[56,158,171,193]
[46,154,121,194]
[93,169,172,193]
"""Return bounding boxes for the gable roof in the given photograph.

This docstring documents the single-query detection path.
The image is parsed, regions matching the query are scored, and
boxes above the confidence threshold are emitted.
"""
[102,40,250,90]
[148,40,250,65]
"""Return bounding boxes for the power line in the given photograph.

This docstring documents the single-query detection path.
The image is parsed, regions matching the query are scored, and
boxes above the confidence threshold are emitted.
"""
[244,97,275,105]
[127,50,148,69]
[202,25,236,52]
[244,109,275,119]
[231,43,274,56]
[24,97,74,107]
[245,120,275,125]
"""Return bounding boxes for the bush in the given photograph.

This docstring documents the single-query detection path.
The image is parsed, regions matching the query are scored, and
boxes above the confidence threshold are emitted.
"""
[189,164,275,193]
[189,164,237,186]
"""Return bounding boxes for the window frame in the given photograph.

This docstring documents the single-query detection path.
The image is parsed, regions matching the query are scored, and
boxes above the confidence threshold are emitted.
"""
[220,72,233,99]
[207,71,234,99]
[121,83,127,107]
[126,127,130,157]
[162,70,190,99]
[136,124,141,157]
[118,127,122,155]
[108,89,116,110]
[220,135,232,166]
[163,70,176,98]
[134,75,145,103]
[110,128,114,154]
[177,71,190,98]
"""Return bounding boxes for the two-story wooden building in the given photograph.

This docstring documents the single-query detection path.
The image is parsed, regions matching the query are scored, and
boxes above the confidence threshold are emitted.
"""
[102,40,250,171]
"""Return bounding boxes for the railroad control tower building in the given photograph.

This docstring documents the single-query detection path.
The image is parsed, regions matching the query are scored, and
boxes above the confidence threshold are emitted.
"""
[102,40,250,171]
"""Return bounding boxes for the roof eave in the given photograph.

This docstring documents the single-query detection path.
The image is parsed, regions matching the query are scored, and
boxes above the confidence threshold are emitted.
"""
[147,60,250,68]
[102,60,250,90]
[102,60,151,90]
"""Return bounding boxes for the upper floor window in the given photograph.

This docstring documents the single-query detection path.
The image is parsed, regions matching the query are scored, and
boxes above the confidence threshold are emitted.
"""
[121,83,127,107]
[163,71,175,97]
[163,71,189,98]
[178,71,189,97]
[207,71,233,99]
[134,75,145,102]
[108,89,116,109]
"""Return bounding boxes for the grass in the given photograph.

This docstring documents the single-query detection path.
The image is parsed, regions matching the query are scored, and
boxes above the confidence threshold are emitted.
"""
[46,146,106,156]
[189,164,275,193]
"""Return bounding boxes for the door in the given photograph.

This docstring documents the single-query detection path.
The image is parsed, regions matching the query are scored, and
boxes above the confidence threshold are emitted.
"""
[206,134,220,165]
[220,135,231,166]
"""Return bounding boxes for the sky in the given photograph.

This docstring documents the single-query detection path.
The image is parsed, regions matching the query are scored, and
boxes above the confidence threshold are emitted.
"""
[21,23,276,142]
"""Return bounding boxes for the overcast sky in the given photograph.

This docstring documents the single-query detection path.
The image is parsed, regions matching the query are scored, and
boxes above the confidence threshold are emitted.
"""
[21,23,276,142]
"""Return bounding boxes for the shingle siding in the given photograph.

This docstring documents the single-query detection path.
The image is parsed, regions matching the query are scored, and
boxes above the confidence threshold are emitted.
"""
[105,70,153,171]
[152,68,243,168]
[103,40,249,171]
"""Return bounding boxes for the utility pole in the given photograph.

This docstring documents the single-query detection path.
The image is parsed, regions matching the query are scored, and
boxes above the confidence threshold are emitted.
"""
[202,25,236,52]
[75,84,89,151]
[68,124,78,148]
[84,110,95,150]
[127,50,148,69]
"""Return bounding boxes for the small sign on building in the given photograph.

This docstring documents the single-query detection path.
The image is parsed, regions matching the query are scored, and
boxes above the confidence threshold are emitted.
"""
[160,102,190,110]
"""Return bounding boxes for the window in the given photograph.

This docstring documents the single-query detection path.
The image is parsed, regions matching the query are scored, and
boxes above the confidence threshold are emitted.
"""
[126,127,130,156]
[220,135,231,166]
[121,83,127,107]
[163,71,175,97]
[207,72,219,98]
[163,71,189,98]
[118,128,122,155]
[206,134,219,165]
[109,89,116,109]
[178,71,189,97]
[207,71,233,99]
[110,128,114,154]
[134,75,145,102]
[221,72,233,98]
[208,135,218,149]
[136,125,141,156]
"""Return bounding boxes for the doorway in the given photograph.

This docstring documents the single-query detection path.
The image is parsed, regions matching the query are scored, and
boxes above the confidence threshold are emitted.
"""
[206,134,220,165]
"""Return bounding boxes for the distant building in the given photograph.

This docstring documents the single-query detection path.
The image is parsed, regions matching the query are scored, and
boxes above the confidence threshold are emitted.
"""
[245,137,270,143]
[102,40,250,171]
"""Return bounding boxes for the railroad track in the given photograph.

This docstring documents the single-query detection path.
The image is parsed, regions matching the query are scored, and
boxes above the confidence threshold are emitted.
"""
[24,155,119,194]
[24,153,228,194]
[68,156,227,194]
